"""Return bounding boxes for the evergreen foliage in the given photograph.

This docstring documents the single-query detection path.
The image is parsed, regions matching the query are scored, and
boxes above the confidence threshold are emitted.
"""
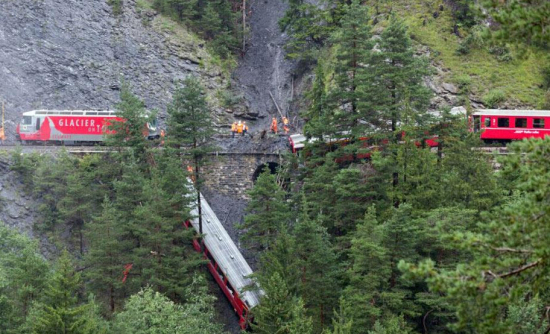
[238,168,291,251]
[402,138,550,333]
[252,272,313,334]
[152,0,241,58]
[166,75,216,236]
[24,250,107,334]
[113,277,225,334]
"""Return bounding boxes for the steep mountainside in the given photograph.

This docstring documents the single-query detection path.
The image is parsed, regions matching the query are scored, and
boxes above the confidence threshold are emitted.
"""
[0,0,225,143]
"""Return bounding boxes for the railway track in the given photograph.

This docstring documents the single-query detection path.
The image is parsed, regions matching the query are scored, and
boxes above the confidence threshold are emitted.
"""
[0,143,510,155]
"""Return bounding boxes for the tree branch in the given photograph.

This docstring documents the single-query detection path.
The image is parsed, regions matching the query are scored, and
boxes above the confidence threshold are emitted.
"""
[492,247,534,254]
[498,260,541,279]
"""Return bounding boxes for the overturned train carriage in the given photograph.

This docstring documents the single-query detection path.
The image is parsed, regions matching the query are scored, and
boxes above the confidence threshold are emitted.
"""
[185,191,263,329]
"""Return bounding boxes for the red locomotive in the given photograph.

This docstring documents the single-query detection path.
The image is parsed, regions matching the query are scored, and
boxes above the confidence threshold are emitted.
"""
[16,109,159,144]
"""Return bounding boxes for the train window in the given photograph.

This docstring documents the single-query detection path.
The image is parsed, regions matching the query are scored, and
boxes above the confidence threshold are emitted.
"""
[515,118,527,128]
[533,118,545,128]
[59,112,71,115]
[497,118,509,128]
[484,117,491,127]
[85,112,98,115]
[71,112,83,115]
[36,111,47,115]
[98,112,110,116]
[22,116,32,125]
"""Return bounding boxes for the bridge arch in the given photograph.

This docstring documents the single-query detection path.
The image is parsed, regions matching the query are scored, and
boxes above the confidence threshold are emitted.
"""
[252,162,280,182]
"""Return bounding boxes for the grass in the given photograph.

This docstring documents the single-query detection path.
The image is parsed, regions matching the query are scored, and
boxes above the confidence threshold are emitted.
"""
[371,0,547,108]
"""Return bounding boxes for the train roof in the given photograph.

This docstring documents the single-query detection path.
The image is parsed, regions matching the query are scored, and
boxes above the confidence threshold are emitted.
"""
[473,109,550,117]
[188,190,263,309]
[22,110,116,116]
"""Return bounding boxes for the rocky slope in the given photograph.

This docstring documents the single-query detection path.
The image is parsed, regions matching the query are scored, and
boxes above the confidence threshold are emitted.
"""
[0,0,226,143]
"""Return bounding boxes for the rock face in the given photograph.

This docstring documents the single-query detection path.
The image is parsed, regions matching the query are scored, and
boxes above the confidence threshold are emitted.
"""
[0,153,55,257]
[0,0,224,143]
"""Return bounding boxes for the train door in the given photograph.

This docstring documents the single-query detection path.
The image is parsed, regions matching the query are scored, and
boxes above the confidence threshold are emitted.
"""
[36,118,41,131]
[473,115,481,132]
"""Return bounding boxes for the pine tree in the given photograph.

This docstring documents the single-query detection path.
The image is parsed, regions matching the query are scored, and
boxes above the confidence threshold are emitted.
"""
[84,197,130,314]
[0,223,49,332]
[134,161,204,301]
[294,207,342,331]
[402,137,550,333]
[328,0,374,136]
[252,272,313,334]
[106,81,152,163]
[113,277,225,334]
[166,76,216,237]
[26,250,104,334]
[279,0,333,61]
[361,15,431,136]
[342,207,390,332]
[199,1,222,39]
[239,168,291,251]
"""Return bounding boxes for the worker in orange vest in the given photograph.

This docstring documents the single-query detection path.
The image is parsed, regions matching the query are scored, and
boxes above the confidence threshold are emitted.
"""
[160,129,165,146]
[237,120,244,136]
[282,116,289,134]
[270,117,278,134]
[231,121,237,138]
[243,122,248,137]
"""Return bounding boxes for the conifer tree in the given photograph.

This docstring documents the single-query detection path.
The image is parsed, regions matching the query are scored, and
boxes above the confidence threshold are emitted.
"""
[106,82,152,163]
[239,168,291,251]
[257,228,300,294]
[252,272,313,334]
[342,208,390,332]
[0,223,49,332]
[294,206,341,331]
[361,15,431,136]
[25,251,105,334]
[167,76,215,236]
[402,138,550,333]
[134,162,204,301]
[113,276,225,334]
[279,0,333,61]
[84,197,130,314]
[328,0,374,136]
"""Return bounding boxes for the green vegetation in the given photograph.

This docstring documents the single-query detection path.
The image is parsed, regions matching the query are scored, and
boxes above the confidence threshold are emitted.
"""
[4,81,222,333]
[150,0,243,59]
[108,0,123,16]
[282,0,548,107]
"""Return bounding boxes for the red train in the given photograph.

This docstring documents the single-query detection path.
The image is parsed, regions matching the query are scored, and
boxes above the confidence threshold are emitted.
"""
[290,109,550,154]
[472,109,550,142]
[16,109,159,144]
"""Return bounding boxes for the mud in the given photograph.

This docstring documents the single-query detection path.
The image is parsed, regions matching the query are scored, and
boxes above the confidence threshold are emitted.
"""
[233,0,299,131]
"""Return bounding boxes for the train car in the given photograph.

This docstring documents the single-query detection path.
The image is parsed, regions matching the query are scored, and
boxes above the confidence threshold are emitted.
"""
[16,109,159,144]
[472,109,550,142]
[185,188,262,329]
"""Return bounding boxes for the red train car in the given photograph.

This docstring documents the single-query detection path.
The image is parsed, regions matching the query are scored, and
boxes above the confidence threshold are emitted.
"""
[16,109,159,144]
[472,109,550,142]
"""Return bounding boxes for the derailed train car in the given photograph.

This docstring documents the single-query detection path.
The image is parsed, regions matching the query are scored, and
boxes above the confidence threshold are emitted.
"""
[16,109,159,144]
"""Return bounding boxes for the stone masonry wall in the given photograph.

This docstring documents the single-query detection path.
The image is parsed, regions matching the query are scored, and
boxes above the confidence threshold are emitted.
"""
[202,153,282,199]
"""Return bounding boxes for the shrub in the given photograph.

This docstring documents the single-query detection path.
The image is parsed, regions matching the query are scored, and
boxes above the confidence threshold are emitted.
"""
[108,0,123,16]
[483,89,506,108]
[454,74,472,93]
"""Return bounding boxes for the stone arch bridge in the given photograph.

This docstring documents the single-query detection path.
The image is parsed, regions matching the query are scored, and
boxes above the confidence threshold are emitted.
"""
[201,152,284,200]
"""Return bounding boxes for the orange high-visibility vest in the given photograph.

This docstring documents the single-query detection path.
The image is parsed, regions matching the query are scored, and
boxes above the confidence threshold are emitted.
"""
[231,123,237,132]
[237,123,244,133]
